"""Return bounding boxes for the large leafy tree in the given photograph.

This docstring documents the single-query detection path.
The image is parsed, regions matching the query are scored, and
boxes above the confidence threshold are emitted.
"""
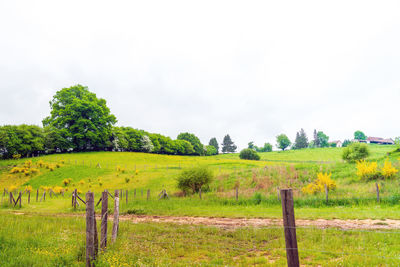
[276,134,291,151]
[42,85,117,151]
[221,134,237,153]
[208,137,219,154]
[354,130,366,140]
[317,131,329,148]
[293,128,308,149]
[177,132,204,155]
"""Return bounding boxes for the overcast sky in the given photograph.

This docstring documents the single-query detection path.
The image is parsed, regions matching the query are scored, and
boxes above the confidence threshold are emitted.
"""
[1,1,400,150]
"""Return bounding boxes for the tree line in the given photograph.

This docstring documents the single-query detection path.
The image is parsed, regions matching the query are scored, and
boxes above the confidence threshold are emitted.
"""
[0,85,238,159]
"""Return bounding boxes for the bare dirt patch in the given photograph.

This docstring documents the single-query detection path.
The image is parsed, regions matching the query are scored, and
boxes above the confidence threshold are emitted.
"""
[121,215,400,230]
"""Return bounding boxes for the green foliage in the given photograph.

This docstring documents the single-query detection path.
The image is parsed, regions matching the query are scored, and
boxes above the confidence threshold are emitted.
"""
[42,85,117,151]
[342,143,370,162]
[0,125,45,158]
[239,149,260,160]
[176,166,213,194]
[221,134,237,153]
[255,143,272,152]
[247,141,255,150]
[205,145,217,156]
[293,128,308,149]
[354,130,367,140]
[177,132,204,155]
[276,134,291,151]
[342,139,352,147]
[317,131,329,148]
[208,137,219,154]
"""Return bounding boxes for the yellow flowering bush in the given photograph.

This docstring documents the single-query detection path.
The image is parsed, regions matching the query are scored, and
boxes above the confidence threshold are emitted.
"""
[302,172,336,194]
[63,178,72,186]
[382,159,398,178]
[9,185,17,192]
[356,160,378,179]
[53,186,64,194]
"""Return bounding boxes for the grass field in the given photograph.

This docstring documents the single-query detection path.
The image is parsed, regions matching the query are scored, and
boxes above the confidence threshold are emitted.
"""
[1,145,400,266]
[1,212,399,266]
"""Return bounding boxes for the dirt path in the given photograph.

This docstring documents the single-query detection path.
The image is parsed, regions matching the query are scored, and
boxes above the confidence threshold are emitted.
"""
[120,215,400,230]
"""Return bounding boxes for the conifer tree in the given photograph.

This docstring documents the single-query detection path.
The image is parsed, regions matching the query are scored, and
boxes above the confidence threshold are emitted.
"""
[208,137,219,154]
[222,134,237,153]
[294,128,308,149]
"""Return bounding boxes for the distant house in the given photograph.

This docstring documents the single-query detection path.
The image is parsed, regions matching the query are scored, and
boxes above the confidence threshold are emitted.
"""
[331,140,343,147]
[366,137,395,145]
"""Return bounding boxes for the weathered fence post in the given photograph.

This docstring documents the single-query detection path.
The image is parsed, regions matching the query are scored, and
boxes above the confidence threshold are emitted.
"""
[86,191,95,267]
[112,190,120,242]
[324,184,328,204]
[28,190,30,204]
[18,192,21,208]
[141,189,143,197]
[73,189,77,210]
[101,190,108,251]
[235,187,239,201]
[280,189,299,267]
[147,189,150,200]
[376,182,380,203]
[9,192,13,204]
[126,190,128,204]
[134,189,136,199]
[36,189,39,202]
[199,188,202,200]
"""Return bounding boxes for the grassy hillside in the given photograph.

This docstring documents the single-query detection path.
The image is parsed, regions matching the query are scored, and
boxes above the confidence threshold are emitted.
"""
[1,145,400,220]
[217,145,396,162]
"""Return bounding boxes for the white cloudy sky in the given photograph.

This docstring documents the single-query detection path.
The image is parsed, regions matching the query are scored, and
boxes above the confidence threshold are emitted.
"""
[1,0,400,150]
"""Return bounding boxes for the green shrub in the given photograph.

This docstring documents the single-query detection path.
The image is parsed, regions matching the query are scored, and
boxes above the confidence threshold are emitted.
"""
[342,143,370,162]
[239,148,260,160]
[177,166,213,194]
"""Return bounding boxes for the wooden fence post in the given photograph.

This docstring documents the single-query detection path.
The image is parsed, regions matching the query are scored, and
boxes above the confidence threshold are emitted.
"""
[9,192,13,204]
[36,189,39,202]
[141,189,143,197]
[112,190,120,242]
[147,189,150,200]
[376,183,380,203]
[235,187,239,201]
[18,192,21,208]
[199,188,202,200]
[73,189,77,210]
[86,191,95,267]
[280,189,299,267]
[28,190,30,204]
[101,190,108,251]
[134,189,136,199]
[126,190,128,204]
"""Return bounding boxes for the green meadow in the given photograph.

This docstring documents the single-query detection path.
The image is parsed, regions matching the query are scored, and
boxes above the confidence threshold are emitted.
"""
[1,145,400,266]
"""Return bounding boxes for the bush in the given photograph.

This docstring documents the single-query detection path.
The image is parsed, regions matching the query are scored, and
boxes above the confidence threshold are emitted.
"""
[239,148,260,160]
[177,166,213,194]
[342,143,370,163]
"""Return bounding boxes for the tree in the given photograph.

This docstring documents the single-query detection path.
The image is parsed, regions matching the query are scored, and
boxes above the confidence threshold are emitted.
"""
[276,134,291,151]
[174,140,195,155]
[255,142,272,152]
[342,139,352,147]
[248,141,255,150]
[239,148,260,160]
[140,135,154,152]
[42,85,117,151]
[293,128,308,149]
[205,145,217,156]
[221,134,237,153]
[354,131,367,140]
[177,132,204,155]
[313,129,320,148]
[208,138,219,154]
[342,143,370,162]
[317,131,329,148]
